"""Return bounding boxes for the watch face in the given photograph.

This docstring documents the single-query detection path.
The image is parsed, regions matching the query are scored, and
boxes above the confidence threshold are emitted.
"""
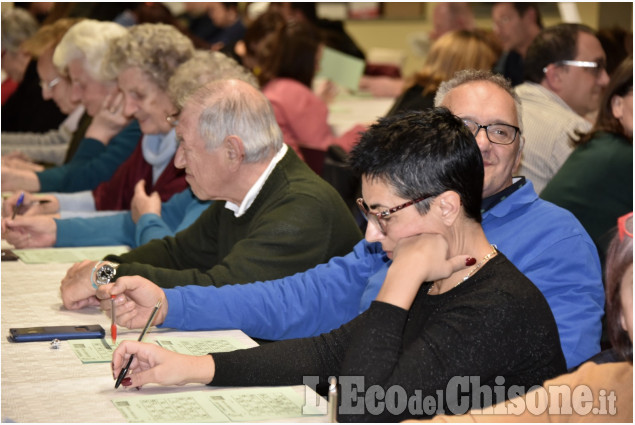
[96,265,116,285]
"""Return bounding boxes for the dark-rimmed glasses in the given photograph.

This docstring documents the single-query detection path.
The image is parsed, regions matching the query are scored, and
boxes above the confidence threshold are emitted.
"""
[618,212,633,242]
[462,119,520,145]
[357,195,431,234]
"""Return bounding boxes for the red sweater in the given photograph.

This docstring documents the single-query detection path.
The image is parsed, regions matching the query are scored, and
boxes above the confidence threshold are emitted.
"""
[92,138,187,210]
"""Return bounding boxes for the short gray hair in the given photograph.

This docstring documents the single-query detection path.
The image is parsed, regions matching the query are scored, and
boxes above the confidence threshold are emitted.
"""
[168,50,259,110]
[434,69,523,134]
[187,79,283,163]
[103,23,194,90]
[1,8,38,52]
[52,19,127,81]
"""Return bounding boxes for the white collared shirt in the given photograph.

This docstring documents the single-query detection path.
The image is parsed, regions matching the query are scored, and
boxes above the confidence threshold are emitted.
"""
[224,144,289,217]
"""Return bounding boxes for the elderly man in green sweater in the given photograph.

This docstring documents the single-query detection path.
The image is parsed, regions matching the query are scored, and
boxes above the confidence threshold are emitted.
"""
[60,79,362,310]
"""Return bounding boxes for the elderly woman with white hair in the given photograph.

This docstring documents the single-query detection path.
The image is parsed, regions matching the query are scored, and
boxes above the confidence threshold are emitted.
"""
[3,23,196,223]
[1,19,141,194]
[1,7,67,133]
[2,50,258,249]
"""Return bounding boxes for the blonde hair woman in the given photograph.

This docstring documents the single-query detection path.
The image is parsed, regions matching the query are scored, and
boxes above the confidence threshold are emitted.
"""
[387,29,499,116]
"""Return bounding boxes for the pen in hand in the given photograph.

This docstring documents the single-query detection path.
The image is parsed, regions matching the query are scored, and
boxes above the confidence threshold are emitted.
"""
[11,192,25,220]
[114,299,162,389]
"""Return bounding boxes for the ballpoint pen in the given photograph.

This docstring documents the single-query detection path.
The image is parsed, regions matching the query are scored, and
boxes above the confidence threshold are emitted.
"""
[11,192,25,219]
[114,299,162,389]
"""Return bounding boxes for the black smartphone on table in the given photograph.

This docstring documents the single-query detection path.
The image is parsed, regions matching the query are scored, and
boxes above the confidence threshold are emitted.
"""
[1,249,19,261]
[8,325,105,342]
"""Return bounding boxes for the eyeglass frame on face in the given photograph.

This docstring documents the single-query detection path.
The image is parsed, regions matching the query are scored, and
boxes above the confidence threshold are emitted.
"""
[39,77,61,91]
[462,118,520,145]
[543,60,607,78]
[357,195,432,234]
[618,212,633,242]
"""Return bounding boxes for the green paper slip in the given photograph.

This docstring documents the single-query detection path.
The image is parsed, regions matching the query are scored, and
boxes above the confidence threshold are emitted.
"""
[112,386,325,422]
[155,336,249,356]
[13,245,129,264]
[316,46,366,92]
[70,336,250,364]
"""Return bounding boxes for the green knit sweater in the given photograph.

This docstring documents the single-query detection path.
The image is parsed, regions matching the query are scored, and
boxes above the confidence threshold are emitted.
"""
[104,149,362,288]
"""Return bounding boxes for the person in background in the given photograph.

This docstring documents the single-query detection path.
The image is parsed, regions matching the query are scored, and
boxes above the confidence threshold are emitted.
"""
[387,29,498,116]
[207,2,245,52]
[107,108,566,422]
[1,20,141,194]
[359,2,475,98]
[270,2,365,60]
[3,23,193,219]
[2,18,85,168]
[243,11,366,161]
[176,2,220,44]
[58,78,362,310]
[596,26,633,76]
[98,70,603,371]
[516,23,610,194]
[541,57,633,265]
[418,212,633,423]
[1,51,257,250]
[492,2,543,86]
[1,7,67,133]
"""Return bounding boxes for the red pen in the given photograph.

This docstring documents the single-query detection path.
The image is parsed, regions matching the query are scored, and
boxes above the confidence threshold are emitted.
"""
[111,295,117,344]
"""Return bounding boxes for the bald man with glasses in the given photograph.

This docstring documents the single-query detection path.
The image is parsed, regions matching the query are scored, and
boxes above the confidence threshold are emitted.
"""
[516,23,610,194]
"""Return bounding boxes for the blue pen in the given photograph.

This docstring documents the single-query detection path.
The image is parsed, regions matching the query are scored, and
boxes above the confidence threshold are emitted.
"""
[11,192,25,220]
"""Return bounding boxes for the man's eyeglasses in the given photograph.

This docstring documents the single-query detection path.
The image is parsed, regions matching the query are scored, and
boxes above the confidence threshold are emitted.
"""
[544,60,607,78]
[618,212,633,242]
[356,195,431,234]
[462,119,520,145]
[39,77,61,91]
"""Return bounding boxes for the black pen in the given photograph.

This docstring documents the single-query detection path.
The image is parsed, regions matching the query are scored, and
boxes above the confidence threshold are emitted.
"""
[114,299,162,389]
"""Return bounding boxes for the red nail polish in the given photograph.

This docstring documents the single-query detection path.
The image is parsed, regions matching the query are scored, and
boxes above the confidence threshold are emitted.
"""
[121,377,132,387]
[465,257,476,266]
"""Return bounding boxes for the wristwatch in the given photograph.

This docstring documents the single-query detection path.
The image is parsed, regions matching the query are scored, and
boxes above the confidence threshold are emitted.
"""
[92,262,119,288]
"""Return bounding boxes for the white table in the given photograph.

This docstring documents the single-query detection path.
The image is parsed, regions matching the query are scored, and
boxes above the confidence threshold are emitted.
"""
[328,93,394,137]
[1,255,328,422]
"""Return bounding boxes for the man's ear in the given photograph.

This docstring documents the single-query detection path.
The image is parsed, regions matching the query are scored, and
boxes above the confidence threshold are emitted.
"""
[436,191,461,225]
[224,135,245,171]
[542,64,567,93]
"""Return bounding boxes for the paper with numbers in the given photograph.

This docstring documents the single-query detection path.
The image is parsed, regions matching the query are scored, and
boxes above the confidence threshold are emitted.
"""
[155,336,248,355]
[112,386,324,422]
[70,336,249,363]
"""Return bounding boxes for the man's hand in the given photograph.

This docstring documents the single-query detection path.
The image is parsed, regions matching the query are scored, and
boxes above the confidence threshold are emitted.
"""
[130,180,161,223]
[1,215,57,248]
[96,275,168,329]
[60,260,101,310]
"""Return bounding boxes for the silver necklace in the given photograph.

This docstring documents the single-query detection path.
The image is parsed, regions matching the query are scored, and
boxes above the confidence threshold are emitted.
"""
[428,245,498,295]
